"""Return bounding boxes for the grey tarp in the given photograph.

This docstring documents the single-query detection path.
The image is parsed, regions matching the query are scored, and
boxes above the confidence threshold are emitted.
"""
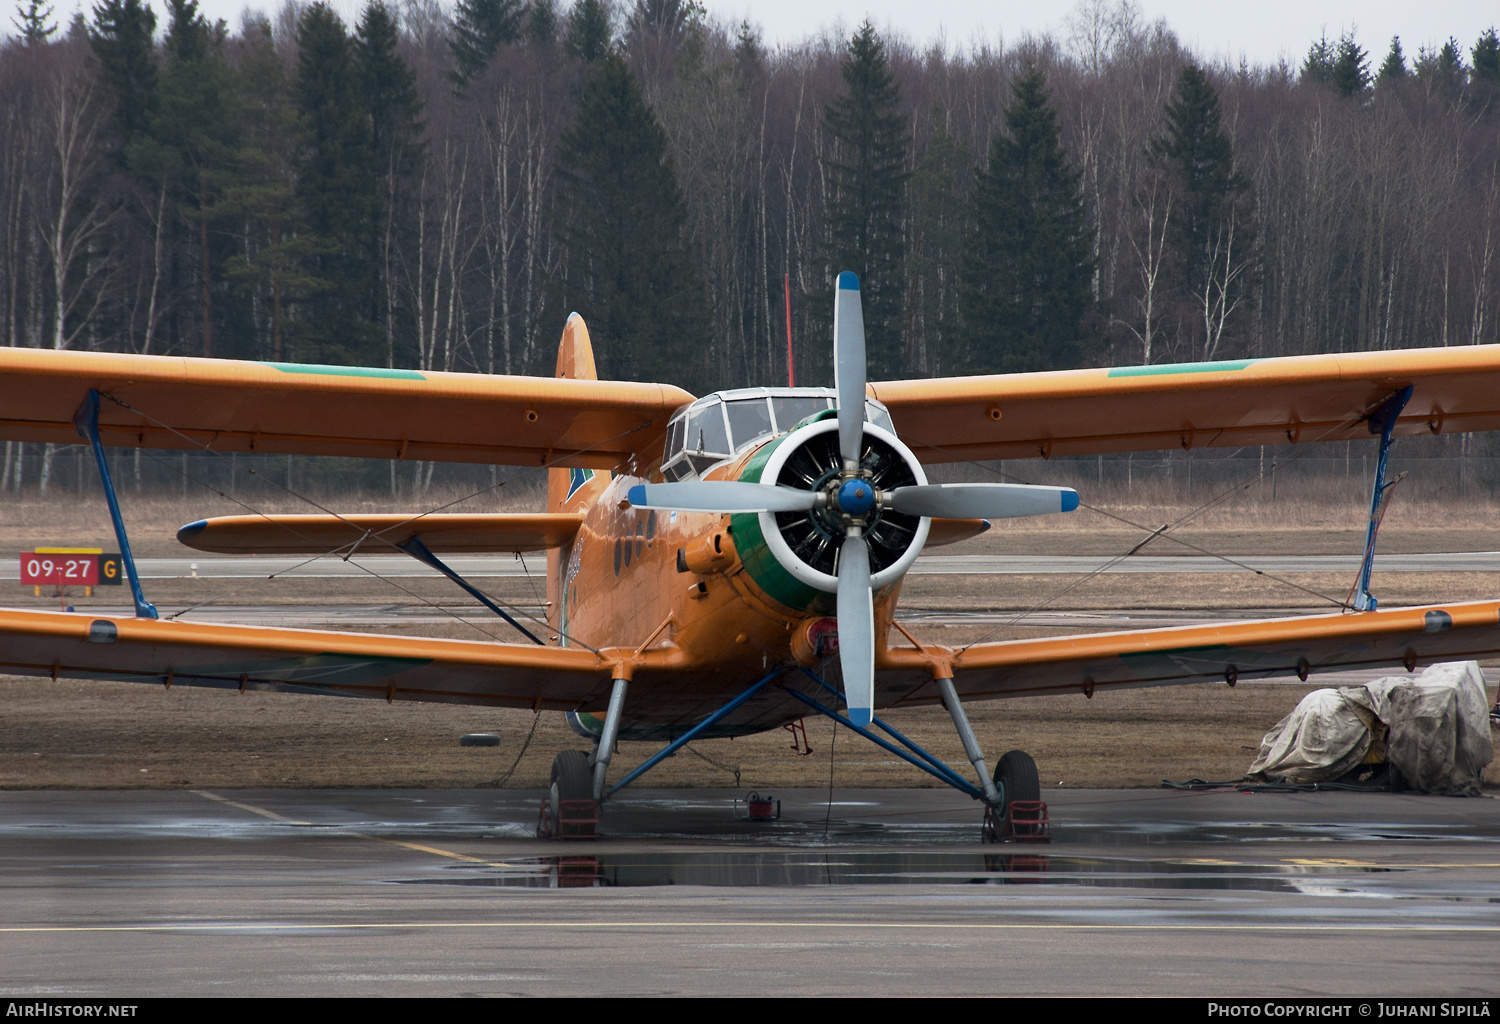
[1247,661,1494,795]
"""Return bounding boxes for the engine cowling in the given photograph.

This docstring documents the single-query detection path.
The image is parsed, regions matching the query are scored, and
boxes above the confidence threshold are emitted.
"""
[728,418,931,609]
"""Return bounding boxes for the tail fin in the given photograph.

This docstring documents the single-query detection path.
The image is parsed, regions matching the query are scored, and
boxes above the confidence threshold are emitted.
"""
[548,314,601,513]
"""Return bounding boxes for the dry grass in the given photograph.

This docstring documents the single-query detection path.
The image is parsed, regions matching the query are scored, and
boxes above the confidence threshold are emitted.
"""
[0,674,1331,791]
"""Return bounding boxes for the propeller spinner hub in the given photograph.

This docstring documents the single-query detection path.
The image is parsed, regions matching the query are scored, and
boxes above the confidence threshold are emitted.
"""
[836,477,877,517]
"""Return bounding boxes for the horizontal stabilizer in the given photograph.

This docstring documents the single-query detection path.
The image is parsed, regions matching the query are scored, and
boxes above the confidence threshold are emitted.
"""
[176,513,585,555]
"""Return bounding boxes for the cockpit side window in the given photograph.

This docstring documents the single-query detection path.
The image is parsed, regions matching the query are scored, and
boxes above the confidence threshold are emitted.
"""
[687,402,729,456]
[725,398,773,452]
[770,395,831,432]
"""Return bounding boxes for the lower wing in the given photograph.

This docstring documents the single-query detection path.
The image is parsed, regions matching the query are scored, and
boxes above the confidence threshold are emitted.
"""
[0,609,612,710]
[175,512,586,554]
[879,601,1500,702]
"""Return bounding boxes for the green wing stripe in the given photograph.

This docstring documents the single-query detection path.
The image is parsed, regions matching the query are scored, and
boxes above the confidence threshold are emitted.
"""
[269,362,427,380]
[1108,359,1257,378]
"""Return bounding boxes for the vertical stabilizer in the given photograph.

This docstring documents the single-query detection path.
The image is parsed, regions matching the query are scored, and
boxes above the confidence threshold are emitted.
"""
[555,312,598,381]
[548,314,600,515]
[548,314,602,640]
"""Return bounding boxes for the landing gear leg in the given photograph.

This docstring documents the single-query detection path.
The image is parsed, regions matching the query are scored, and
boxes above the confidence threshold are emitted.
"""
[590,676,629,801]
[937,676,1002,807]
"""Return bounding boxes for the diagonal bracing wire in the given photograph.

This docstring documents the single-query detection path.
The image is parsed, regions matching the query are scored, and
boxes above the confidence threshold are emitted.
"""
[100,391,643,651]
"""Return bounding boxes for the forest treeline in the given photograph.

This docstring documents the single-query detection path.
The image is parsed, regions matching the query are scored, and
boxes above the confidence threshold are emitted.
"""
[3,0,1500,402]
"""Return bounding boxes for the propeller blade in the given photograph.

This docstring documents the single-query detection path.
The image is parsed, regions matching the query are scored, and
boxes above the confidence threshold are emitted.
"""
[835,531,875,728]
[833,271,866,471]
[627,482,817,514]
[885,483,1080,520]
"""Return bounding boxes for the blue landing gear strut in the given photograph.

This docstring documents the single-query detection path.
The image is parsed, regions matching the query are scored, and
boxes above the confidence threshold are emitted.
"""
[786,669,988,801]
[1352,386,1413,612]
[73,390,155,619]
[604,669,780,798]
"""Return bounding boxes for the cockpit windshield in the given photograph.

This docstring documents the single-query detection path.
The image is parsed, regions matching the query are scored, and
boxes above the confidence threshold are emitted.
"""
[660,388,894,481]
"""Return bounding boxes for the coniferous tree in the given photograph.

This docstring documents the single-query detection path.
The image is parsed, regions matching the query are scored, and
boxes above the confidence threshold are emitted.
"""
[1330,32,1370,98]
[1420,38,1468,102]
[564,0,613,62]
[1300,33,1335,87]
[958,66,1093,374]
[1153,63,1254,359]
[1378,37,1408,85]
[448,0,525,87]
[293,2,379,364]
[526,0,559,45]
[146,0,239,357]
[220,18,306,362]
[87,0,157,148]
[823,21,908,376]
[13,0,57,44]
[1471,28,1499,109]
[1475,29,1500,83]
[554,53,707,390]
[356,0,423,363]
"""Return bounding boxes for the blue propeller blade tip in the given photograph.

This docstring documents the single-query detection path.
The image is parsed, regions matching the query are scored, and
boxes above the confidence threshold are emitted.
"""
[1061,490,1080,512]
[848,707,872,728]
[627,485,647,507]
[837,271,860,291]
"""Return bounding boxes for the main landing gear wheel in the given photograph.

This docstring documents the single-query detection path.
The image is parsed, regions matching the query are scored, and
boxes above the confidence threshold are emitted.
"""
[545,750,598,839]
[986,750,1045,843]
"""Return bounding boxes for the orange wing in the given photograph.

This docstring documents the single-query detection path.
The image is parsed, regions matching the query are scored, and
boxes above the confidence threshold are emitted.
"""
[876,601,1500,704]
[0,347,692,470]
[870,346,1500,462]
[176,513,585,554]
[0,608,614,710]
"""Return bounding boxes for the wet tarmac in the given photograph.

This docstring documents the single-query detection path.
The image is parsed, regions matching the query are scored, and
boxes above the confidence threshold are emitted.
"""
[1,787,1497,996]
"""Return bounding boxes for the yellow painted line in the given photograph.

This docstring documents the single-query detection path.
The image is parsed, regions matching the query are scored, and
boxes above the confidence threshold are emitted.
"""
[192,790,503,866]
[192,790,311,825]
[2,922,1499,935]
[364,837,492,864]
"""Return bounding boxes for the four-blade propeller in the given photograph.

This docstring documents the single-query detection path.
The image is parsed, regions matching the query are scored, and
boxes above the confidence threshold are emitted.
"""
[628,271,1079,727]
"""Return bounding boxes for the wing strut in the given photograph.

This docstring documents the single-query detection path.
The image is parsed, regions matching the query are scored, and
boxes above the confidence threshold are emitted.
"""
[1353,386,1413,612]
[396,535,545,645]
[73,390,156,619]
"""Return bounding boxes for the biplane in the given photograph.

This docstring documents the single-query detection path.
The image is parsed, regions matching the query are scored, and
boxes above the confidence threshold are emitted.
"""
[4,271,1500,837]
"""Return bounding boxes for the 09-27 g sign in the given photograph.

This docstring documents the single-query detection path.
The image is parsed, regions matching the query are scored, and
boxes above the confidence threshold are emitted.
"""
[19,550,122,586]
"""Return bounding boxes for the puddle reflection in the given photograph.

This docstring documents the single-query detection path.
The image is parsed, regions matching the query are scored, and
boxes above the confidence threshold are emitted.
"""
[390,850,1389,892]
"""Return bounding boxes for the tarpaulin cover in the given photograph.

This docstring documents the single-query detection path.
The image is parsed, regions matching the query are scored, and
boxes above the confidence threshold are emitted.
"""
[1247,662,1494,795]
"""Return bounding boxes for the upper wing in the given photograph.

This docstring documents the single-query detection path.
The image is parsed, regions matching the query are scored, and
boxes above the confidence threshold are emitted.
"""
[0,608,614,710]
[176,513,585,554]
[870,346,1500,462]
[877,601,1500,704]
[0,348,693,470]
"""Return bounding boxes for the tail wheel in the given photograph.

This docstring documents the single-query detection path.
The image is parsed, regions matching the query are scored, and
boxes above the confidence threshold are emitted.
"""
[548,750,597,839]
[994,749,1040,814]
